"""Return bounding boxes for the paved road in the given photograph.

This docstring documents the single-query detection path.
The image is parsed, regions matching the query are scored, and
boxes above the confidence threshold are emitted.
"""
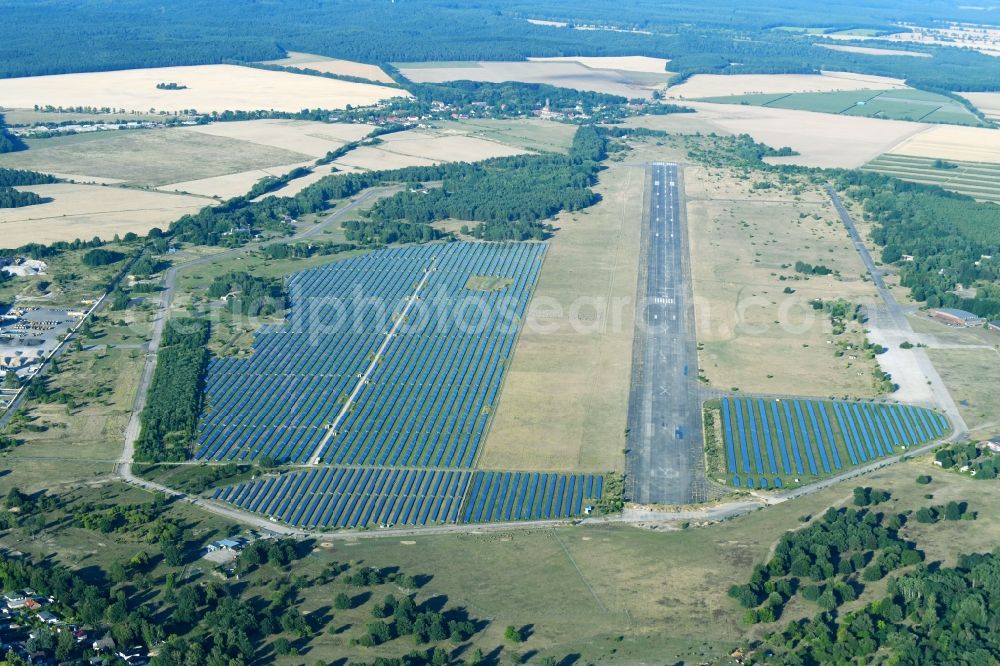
[625,163,705,505]
[117,187,398,482]
[827,186,968,439]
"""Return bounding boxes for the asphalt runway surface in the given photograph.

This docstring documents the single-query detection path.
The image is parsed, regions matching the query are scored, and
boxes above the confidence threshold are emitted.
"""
[625,163,705,505]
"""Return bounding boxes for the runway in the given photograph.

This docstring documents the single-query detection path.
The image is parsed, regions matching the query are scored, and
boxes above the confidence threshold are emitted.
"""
[625,162,705,505]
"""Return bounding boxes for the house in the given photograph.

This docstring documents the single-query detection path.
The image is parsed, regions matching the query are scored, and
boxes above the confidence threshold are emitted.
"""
[988,321,1000,333]
[4,594,26,609]
[901,254,914,262]
[23,598,41,610]
[37,611,59,624]
[984,438,1000,454]
[929,308,984,327]
[72,628,88,643]
[93,636,116,652]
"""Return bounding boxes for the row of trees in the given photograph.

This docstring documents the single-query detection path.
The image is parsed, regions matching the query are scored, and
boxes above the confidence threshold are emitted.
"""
[134,318,210,462]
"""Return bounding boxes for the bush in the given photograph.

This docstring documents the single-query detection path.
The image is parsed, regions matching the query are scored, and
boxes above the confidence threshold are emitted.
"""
[916,475,932,485]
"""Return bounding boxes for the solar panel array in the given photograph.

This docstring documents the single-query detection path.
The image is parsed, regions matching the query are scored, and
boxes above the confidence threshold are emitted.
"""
[720,397,949,489]
[211,468,605,529]
[196,242,545,465]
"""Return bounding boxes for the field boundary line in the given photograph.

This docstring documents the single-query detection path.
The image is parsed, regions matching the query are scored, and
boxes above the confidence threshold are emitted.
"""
[307,255,440,465]
[550,528,609,613]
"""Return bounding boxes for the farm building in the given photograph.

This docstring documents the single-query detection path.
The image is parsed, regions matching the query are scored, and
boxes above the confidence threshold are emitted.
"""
[929,308,984,327]
[206,538,245,553]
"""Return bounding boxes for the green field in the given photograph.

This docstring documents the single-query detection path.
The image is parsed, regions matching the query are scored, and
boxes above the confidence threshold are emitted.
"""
[863,153,1000,202]
[699,88,982,126]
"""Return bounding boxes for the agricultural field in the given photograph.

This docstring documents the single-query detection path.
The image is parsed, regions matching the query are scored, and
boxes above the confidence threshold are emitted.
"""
[0,128,311,188]
[0,64,407,114]
[622,103,928,168]
[261,51,395,83]
[0,183,207,245]
[697,88,981,126]
[664,71,905,99]
[210,468,604,528]
[196,242,545,466]
[886,123,1000,162]
[957,91,1000,123]
[709,397,948,489]
[862,154,1000,203]
[327,127,529,171]
[178,119,375,157]
[396,60,666,98]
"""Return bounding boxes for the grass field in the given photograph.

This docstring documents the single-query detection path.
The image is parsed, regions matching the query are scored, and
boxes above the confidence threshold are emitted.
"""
[0,64,407,114]
[437,118,578,154]
[0,129,312,187]
[862,153,1000,202]
[926,347,1000,439]
[698,88,981,126]
[480,147,654,473]
[683,157,882,397]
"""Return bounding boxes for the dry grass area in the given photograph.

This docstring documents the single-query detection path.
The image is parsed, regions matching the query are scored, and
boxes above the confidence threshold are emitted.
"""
[0,64,406,114]
[0,184,206,244]
[684,161,881,397]
[398,60,665,98]
[480,148,663,473]
[180,119,375,157]
[957,92,1000,122]
[159,162,313,199]
[886,124,1000,162]
[623,103,928,168]
[926,347,1000,438]
[527,55,671,73]
[0,129,312,187]
[261,51,395,83]
[817,43,931,57]
[438,118,578,153]
[665,71,905,99]
[331,127,528,170]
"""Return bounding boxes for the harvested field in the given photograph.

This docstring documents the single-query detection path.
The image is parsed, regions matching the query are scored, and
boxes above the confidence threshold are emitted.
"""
[665,71,905,99]
[261,51,395,83]
[863,154,1000,203]
[623,103,928,168]
[397,60,664,98]
[817,43,931,57]
[158,161,313,199]
[179,119,374,157]
[0,184,206,245]
[330,128,528,171]
[527,55,671,73]
[886,124,1000,162]
[957,92,1000,122]
[0,64,406,114]
[0,129,311,188]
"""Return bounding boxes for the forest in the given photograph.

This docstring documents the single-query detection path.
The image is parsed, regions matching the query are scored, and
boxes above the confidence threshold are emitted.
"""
[0,167,56,208]
[834,171,1000,319]
[0,115,26,154]
[207,271,286,317]
[5,1,1000,91]
[134,318,210,462]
